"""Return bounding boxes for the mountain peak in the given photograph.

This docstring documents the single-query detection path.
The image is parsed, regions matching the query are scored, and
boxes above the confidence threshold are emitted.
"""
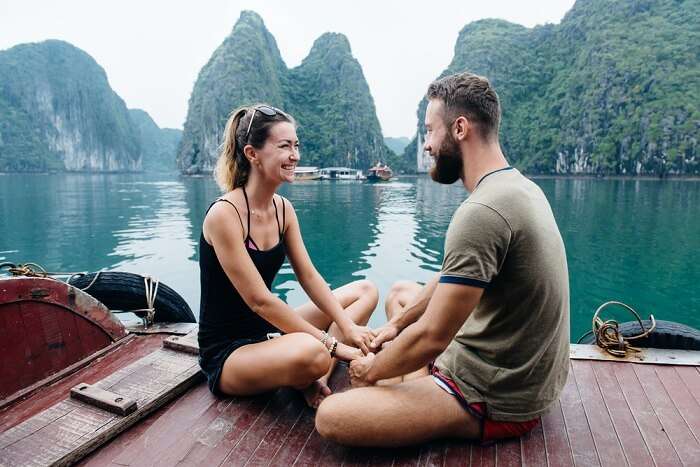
[309,33,352,56]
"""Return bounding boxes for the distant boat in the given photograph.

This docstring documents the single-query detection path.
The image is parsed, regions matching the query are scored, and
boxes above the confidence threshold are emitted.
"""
[320,167,365,180]
[367,162,393,181]
[294,166,322,180]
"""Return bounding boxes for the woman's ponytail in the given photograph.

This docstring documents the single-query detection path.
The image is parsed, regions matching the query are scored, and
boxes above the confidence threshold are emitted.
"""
[214,107,250,192]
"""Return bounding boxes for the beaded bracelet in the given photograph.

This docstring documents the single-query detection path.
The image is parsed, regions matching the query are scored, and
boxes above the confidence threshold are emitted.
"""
[319,331,330,348]
[329,337,338,358]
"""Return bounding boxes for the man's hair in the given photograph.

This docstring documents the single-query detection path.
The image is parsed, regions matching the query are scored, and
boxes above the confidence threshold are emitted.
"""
[426,72,501,141]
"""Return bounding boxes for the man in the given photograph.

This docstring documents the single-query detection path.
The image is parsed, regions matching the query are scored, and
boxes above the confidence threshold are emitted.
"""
[315,72,570,446]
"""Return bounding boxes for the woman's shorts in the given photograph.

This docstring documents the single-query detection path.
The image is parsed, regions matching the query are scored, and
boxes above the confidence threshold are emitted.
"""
[199,334,279,397]
[431,365,540,444]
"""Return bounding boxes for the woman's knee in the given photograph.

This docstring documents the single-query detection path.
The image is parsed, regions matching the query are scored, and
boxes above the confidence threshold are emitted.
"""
[286,333,331,382]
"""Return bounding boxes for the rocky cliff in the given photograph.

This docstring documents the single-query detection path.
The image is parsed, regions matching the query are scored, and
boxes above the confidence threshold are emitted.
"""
[0,40,141,172]
[402,0,699,175]
[129,109,182,172]
[177,11,391,174]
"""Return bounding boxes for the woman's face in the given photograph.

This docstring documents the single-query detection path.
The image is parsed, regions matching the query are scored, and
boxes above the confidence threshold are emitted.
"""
[249,122,300,184]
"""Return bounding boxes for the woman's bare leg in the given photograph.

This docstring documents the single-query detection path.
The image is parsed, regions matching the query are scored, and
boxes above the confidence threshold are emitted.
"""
[295,279,378,405]
[218,333,331,396]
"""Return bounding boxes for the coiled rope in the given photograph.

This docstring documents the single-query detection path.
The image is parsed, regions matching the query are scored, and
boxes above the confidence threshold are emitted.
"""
[1,262,159,326]
[577,301,656,357]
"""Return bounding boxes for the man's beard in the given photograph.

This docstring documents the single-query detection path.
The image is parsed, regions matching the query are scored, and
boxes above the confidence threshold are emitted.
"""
[429,134,463,184]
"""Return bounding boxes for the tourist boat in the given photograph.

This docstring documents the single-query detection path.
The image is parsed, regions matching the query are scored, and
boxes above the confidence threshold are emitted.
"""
[1,271,699,466]
[293,166,322,180]
[320,167,365,180]
[367,162,393,181]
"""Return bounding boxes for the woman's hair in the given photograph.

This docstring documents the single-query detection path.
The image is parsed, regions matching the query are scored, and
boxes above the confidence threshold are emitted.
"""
[214,104,295,192]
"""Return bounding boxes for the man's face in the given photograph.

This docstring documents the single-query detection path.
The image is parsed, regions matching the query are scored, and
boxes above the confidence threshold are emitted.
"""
[423,100,463,184]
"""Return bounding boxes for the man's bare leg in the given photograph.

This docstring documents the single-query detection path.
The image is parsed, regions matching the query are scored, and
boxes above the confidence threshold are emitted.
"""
[377,281,427,385]
[315,376,481,446]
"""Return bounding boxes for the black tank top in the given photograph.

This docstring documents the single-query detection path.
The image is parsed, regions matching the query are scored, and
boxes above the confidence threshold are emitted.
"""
[198,188,286,348]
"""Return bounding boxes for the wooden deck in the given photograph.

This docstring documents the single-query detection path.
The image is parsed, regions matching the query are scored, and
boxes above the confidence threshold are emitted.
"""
[72,357,700,466]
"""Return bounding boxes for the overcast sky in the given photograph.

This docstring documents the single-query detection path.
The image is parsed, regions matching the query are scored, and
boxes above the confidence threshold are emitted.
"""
[0,1,575,137]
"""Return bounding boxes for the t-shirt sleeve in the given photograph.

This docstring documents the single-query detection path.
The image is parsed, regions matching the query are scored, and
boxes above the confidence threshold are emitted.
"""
[440,202,512,288]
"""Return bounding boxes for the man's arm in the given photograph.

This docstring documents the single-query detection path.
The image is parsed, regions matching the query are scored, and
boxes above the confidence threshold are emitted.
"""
[354,282,483,385]
[370,274,440,350]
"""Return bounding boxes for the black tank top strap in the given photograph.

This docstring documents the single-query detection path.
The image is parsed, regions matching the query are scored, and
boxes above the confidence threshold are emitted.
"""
[241,187,253,239]
[281,197,286,235]
[208,198,245,235]
[272,197,282,238]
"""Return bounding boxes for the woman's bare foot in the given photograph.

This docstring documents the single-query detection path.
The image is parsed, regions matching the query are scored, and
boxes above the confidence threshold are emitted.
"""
[301,380,332,408]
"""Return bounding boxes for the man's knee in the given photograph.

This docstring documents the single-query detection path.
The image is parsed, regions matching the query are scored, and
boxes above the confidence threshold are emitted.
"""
[385,280,416,307]
[315,393,346,442]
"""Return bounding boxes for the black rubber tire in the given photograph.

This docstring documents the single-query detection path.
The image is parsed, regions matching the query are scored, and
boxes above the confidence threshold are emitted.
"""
[579,320,700,350]
[68,272,196,323]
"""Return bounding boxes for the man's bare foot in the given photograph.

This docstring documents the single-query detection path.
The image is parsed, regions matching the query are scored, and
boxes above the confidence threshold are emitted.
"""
[301,380,332,408]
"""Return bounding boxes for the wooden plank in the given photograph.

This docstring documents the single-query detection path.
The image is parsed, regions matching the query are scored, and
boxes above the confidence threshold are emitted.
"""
[162,333,199,355]
[70,383,137,416]
[469,442,495,467]
[178,394,272,466]
[0,334,134,411]
[0,348,202,466]
[590,361,653,467]
[495,437,521,467]
[614,362,682,466]
[420,438,447,467]
[633,364,700,465]
[443,440,471,467]
[220,390,297,465]
[559,363,601,466]
[675,366,700,405]
[540,399,574,467]
[125,321,197,335]
[570,344,700,366]
[244,392,307,465]
[655,365,700,441]
[267,405,317,466]
[520,418,546,467]
[571,360,626,465]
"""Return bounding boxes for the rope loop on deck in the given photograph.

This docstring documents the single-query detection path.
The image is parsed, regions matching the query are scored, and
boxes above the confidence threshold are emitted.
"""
[130,275,159,328]
[591,301,656,357]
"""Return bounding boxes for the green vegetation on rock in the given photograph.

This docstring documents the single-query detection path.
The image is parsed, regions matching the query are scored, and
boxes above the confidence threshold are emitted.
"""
[178,11,391,174]
[402,0,699,175]
[129,109,182,172]
[0,40,141,172]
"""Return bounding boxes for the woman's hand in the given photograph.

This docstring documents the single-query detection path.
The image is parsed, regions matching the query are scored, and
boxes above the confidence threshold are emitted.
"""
[369,323,399,352]
[343,323,374,355]
[333,341,363,362]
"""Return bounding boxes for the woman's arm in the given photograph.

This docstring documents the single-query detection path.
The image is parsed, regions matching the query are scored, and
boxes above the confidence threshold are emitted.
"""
[282,198,373,353]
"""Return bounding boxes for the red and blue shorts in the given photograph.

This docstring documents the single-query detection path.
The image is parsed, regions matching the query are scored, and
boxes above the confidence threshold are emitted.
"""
[431,365,540,444]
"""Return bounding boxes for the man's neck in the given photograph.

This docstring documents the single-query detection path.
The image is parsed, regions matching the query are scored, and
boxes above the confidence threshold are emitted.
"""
[461,140,509,192]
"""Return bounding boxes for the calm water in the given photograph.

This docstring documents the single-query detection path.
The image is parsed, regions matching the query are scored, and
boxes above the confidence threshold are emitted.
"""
[1,172,698,340]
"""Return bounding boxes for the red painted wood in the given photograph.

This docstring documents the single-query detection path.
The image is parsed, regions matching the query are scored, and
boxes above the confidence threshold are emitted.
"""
[590,362,653,466]
[1,278,126,340]
[245,395,306,464]
[267,406,317,465]
[614,363,682,466]
[420,439,447,466]
[519,417,546,467]
[572,360,627,465]
[0,334,163,432]
[178,395,272,466]
[443,441,471,466]
[540,399,574,467]
[469,443,495,467]
[1,277,128,401]
[655,365,700,441]
[633,364,700,465]
[559,364,601,466]
[94,384,217,467]
[495,437,521,467]
[676,366,700,405]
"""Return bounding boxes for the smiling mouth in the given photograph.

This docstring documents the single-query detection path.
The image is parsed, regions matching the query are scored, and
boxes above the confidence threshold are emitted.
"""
[282,164,296,171]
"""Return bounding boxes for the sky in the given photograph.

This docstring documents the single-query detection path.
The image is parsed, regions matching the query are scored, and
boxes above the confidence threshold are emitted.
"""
[0,1,576,138]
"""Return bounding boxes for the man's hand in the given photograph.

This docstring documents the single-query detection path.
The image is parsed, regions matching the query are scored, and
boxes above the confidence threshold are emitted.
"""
[344,323,374,354]
[349,353,376,387]
[334,341,364,362]
[369,323,399,352]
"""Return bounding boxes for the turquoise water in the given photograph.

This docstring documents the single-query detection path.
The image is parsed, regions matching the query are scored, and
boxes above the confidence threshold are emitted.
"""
[1,172,698,340]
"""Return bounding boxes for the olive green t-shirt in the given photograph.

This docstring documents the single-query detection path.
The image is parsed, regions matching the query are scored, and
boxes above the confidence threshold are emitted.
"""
[434,167,570,422]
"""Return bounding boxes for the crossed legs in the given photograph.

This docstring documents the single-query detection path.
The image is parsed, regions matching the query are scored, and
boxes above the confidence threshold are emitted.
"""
[217,279,378,407]
[315,280,481,446]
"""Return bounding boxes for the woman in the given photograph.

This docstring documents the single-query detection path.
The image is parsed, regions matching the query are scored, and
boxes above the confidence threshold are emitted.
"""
[198,104,378,408]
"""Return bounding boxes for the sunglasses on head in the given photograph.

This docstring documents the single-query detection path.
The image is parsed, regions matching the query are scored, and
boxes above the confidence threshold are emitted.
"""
[245,105,279,138]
